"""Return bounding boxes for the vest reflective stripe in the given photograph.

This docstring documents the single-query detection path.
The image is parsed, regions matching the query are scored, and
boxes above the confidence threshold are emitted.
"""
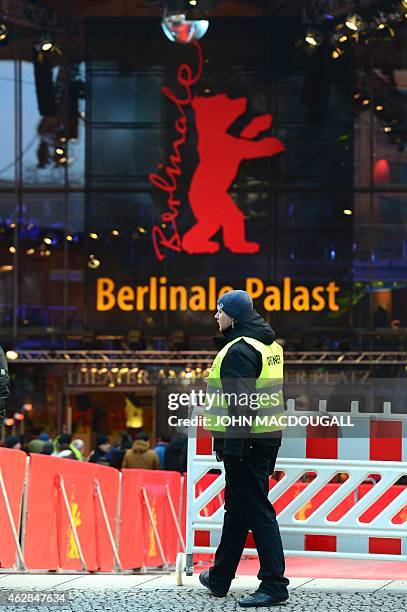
[204,336,286,434]
[70,444,83,461]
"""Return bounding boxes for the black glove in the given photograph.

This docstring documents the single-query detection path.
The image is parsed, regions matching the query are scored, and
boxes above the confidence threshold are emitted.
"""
[215,450,224,462]
[213,437,225,462]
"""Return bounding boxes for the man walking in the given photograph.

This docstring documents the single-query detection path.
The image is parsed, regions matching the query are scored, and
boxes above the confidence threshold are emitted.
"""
[199,290,289,607]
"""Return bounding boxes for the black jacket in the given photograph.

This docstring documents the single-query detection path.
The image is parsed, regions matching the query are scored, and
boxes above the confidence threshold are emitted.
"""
[0,347,9,429]
[165,433,188,473]
[213,310,282,458]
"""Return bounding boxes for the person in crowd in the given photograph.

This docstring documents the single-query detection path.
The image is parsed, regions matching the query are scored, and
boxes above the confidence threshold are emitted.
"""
[0,345,9,435]
[88,434,112,466]
[27,436,45,454]
[71,438,85,461]
[165,432,188,473]
[55,433,82,460]
[41,440,54,455]
[5,435,21,450]
[110,432,133,469]
[122,431,160,470]
[154,436,170,469]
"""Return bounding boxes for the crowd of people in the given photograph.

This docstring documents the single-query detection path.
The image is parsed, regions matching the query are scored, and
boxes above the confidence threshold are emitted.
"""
[1,429,188,472]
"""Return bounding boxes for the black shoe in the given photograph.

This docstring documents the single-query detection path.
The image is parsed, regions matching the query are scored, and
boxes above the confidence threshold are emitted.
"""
[238,591,289,607]
[199,570,228,597]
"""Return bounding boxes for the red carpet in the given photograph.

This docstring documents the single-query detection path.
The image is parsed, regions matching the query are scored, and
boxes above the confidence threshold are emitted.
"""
[195,556,407,580]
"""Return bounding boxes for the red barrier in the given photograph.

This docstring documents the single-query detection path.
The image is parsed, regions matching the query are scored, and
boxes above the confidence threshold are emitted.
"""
[0,448,27,569]
[119,469,181,569]
[192,473,406,557]
[23,455,119,571]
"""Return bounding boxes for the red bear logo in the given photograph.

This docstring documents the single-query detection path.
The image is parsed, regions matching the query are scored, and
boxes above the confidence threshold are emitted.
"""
[182,94,285,254]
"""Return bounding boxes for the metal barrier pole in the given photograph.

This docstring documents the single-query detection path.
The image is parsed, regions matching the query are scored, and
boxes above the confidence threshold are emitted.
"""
[0,466,26,571]
[177,473,185,554]
[58,474,87,572]
[18,455,30,570]
[94,479,123,572]
[166,484,185,552]
[141,486,168,568]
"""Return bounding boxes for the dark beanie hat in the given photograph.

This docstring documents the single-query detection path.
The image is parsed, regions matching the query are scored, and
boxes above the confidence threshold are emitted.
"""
[96,434,109,446]
[217,290,253,320]
[6,435,20,448]
[59,433,72,445]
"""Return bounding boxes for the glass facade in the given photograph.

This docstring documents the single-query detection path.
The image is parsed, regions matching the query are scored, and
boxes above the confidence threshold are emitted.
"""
[0,18,405,350]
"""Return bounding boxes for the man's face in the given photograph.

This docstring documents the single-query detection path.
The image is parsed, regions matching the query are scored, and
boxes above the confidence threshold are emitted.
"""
[215,307,233,332]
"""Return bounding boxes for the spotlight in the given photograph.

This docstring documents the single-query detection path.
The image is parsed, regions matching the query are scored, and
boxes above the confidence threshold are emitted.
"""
[0,23,7,43]
[0,23,9,47]
[331,48,344,59]
[9,246,16,254]
[343,209,353,215]
[6,350,19,360]
[162,3,209,44]
[39,34,54,52]
[345,14,361,31]
[89,232,98,240]
[88,254,100,269]
[43,237,52,245]
[305,31,321,47]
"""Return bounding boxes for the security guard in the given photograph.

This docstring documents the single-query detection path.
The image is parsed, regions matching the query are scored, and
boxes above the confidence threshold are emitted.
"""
[0,346,10,435]
[199,290,290,607]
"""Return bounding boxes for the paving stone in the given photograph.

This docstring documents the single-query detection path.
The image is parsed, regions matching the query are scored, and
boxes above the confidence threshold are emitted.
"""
[0,579,405,611]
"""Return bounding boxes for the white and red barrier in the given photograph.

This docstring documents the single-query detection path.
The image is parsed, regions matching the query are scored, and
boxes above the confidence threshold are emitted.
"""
[183,404,407,572]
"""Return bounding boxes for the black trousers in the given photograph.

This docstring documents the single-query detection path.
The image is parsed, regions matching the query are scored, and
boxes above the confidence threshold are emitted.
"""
[209,441,289,598]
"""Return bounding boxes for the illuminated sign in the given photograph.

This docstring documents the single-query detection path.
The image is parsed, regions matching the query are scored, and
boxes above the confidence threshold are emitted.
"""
[148,41,285,260]
[96,276,340,313]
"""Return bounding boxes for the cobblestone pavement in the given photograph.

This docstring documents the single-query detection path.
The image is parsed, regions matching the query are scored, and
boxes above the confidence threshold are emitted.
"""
[0,575,405,611]
[3,589,403,612]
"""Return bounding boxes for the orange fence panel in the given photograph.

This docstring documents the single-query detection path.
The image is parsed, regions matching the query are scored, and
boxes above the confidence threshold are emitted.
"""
[0,448,27,569]
[120,469,181,569]
[23,455,119,571]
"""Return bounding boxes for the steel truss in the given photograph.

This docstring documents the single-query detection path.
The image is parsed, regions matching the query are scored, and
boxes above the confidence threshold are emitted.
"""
[7,351,407,365]
[0,0,57,31]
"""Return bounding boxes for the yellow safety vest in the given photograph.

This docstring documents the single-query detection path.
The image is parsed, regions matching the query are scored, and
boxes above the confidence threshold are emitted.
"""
[203,336,286,434]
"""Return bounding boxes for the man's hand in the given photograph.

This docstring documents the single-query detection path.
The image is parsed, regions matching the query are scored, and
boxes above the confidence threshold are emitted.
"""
[215,450,224,462]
